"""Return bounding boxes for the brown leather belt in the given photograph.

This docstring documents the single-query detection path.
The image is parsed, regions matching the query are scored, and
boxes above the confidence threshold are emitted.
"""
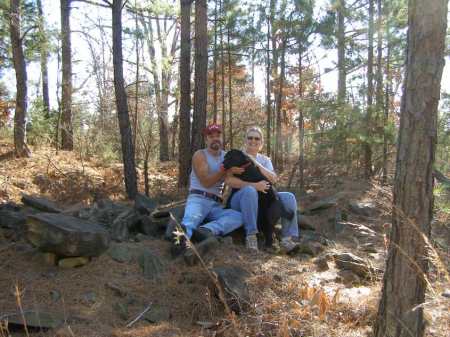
[190,189,223,203]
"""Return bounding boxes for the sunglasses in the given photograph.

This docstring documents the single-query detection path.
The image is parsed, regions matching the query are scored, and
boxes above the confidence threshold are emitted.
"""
[247,136,261,141]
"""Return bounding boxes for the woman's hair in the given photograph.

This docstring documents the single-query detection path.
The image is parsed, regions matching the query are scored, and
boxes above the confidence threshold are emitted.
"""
[245,126,264,142]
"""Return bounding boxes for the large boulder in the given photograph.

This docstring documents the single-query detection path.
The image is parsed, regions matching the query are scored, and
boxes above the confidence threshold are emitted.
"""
[27,213,110,257]
[0,311,65,330]
[334,252,378,279]
[21,194,62,213]
[111,209,141,242]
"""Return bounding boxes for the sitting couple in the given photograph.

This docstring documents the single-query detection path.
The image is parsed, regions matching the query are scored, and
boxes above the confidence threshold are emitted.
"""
[172,124,300,255]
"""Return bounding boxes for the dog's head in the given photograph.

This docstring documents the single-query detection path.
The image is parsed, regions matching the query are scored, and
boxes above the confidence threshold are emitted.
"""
[223,149,251,170]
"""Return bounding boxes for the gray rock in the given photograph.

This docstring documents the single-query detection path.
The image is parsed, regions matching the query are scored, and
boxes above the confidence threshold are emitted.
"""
[50,290,61,302]
[113,302,129,320]
[82,291,97,304]
[337,270,361,285]
[301,230,330,246]
[301,195,338,214]
[135,233,151,242]
[0,209,27,229]
[336,222,378,242]
[334,252,376,279]
[27,213,110,257]
[0,311,64,329]
[184,237,220,266]
[349,200,377,217]
[108,243,135,263]
[105,282,128,297]
[137,249,165,280]
[83,199,131,226]
[135,193,158,215]
[139,216,159,236]
[314,255,330,271]
[21,194,62,213]
[111,209,141,242]
[212,266,251,314]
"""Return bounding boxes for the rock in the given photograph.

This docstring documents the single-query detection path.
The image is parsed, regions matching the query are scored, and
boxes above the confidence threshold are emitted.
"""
[300,230,330,246]
[337,270,361,285]
[27,213,110,257]
[334,252,376,279]
[220,236,234,245]
[21,194,62,213]
[139,216,159,236]
[143,305,170,323]
[50,290,62,302]
[349,200,377,217]
[0,209,27,229]
[0,311,64,329]
[314,255,330,271]
[360,242,378,253]
[164,214,179,241]
[111,209,141,242]
[184,237,220,266]
[108,243,135,263]
[105,282,128,297]
[81,199,131,226]
[301,195,339,214]
[212,266,251,314]
[135,193,158,215]
[58,257,90,268]
[297,213,316,231]
[135,233,151,242]
[441,289,450,298]
[336,222,378,242]
[137,249,164,280]
[297,240,324,257]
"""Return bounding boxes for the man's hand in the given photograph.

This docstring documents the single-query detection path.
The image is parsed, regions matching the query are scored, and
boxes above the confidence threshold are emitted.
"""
[253,180,270,193]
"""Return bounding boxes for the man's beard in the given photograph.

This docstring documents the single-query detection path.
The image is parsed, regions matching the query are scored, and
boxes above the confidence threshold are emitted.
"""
[209,141,221,151]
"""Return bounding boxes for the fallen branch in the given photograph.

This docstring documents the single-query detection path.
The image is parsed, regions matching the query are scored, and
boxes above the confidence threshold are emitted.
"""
[125,303,152,328]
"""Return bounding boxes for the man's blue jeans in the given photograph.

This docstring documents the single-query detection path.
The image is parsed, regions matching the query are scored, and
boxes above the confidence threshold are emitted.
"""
[229,185,299,238]
[181,194,243,238]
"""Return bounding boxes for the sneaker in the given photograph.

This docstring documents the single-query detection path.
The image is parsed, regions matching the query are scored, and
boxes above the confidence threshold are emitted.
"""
[192,227,214,242]
[170,224,188,257]
[280,237,300,254]
[245,234,259,251]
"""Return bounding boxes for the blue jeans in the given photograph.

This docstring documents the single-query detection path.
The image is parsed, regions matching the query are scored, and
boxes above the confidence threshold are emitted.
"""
[229,186,299,238]
[181,194,243,238]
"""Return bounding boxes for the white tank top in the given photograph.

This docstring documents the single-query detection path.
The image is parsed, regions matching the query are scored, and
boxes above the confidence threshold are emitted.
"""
[189,149,225,197]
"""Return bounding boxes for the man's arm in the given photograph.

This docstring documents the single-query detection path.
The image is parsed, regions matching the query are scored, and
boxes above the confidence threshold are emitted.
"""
[225,172,270,193]
[192,150,226,188]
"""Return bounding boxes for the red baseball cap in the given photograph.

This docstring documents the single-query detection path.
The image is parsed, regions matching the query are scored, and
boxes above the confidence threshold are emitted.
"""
[203,123,222,135]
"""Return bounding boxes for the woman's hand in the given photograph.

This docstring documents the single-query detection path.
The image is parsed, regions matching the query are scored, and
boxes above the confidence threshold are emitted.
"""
[253,180,270,193]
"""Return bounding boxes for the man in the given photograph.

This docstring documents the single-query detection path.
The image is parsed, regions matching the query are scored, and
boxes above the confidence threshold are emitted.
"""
[172,124,244,255]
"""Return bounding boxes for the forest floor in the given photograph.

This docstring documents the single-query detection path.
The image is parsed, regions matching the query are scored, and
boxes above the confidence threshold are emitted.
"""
[0,141,449,337]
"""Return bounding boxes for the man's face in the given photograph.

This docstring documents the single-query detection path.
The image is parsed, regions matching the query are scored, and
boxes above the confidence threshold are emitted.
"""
[206,131,222,151]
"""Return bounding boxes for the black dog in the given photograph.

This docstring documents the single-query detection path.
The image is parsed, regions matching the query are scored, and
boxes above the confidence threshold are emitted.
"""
[223,149,294,247]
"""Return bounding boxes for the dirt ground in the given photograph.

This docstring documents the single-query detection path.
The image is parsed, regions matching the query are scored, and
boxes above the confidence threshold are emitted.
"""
[0,142,448,337]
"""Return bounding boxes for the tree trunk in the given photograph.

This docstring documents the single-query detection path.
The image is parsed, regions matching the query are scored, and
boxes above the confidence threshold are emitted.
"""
[375,0,383,177]
[191,0,208,153]
[274,37,285,171]
[374,1,447,336]
[382,0,391,184]
[112,0,138,199]
[9,0,30,157]
[220,0,226,146]
[60,0,73,150]
[227,27,233,148]
[298,46,304,193]
[212,0,218,123]
[364,0,374,178]
[265,14,271,157]
[178,0,192,188]
[337,0,346,105]
[37,0,50,117]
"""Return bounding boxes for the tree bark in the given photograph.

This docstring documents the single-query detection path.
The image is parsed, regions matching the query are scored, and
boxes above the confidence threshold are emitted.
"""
[364,0,374,178]
[274,36,285,171]
[212,0,218,123]
[337,0,346,105]
[178,0,192,188]
[191,0,208,153]
[220,0,226,146]
[265,14,271,157]
[227,26,233,148]
[9,0,30,157]
[112,0,138,199]
[374,1,447,336]
[37,0,50,117]
[60,0,73,150]
[382,0,391,184]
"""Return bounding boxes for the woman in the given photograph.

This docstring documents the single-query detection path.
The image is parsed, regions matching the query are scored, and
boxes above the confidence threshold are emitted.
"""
[225,126,300,253]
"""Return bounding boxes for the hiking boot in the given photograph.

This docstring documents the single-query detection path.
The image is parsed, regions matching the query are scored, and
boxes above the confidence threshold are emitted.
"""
[245,234,259,252]
[280,237,300,254]
[192,227,215,242]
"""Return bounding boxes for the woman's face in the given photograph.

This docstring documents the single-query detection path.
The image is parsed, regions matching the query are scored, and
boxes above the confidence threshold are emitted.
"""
[245,131,262,153]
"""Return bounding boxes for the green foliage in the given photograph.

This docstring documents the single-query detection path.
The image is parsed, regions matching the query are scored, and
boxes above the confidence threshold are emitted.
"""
[26,98,57,146]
